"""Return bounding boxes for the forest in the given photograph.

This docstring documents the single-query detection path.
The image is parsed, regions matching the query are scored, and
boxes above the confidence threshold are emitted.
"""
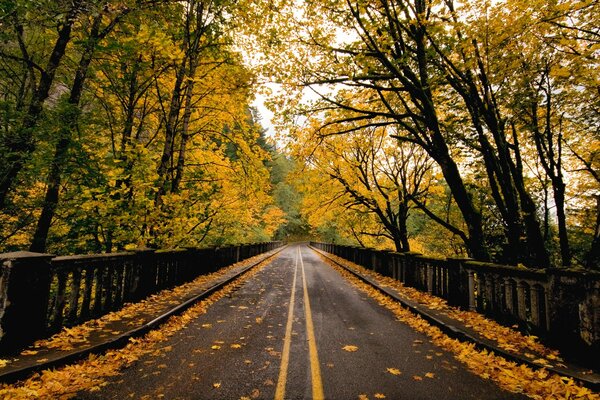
[1,0,598,270]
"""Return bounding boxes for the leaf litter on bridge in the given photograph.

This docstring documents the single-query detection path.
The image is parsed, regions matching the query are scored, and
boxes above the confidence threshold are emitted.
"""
[0,250,276,372]
[324,252,560,362]
[319,253,598,400]
[0,253,280,399]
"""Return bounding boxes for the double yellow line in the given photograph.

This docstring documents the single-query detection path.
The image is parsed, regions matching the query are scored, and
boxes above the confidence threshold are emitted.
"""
[275,247,324,400]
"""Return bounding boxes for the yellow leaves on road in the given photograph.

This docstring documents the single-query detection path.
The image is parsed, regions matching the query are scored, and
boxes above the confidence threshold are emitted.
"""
[425,372,435,379]
[13,255,270,359]
[211,345,221,350]
[342,345,359,352]
[321,255,600,400]
[231,344,242,349]
[358,392,386,399]
[0,255,278,399]
[238,388,260,399]
[386,367,402,376]
[213,382,221,388]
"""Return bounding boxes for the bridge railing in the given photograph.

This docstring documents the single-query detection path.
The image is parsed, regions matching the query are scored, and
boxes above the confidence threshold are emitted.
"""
[0,242,283,353]
[311,242,600,357]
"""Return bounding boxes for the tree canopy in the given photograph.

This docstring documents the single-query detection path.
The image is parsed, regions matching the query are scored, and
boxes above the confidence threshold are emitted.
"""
[1,0,598,269]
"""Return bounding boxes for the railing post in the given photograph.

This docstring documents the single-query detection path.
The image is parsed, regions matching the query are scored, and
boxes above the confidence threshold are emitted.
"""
[0,251,54,353]
[484,275,494,313]
[467,270,477,311]
[530,284,542,328]
[132,248,157,301]
[516,281,528,321]
[426,261,434,294]
[390,253,399,280]
[504,278,515,315]
[446,258,470,308]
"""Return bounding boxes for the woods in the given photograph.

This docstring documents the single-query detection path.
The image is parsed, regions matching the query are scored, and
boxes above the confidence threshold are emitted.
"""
[1,0,285,253]
[1,0,598,269]
[253,0,599,269]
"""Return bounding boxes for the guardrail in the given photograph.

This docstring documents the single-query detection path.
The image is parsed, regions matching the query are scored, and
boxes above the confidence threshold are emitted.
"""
[311,242,600,359]
[0,242,283,353]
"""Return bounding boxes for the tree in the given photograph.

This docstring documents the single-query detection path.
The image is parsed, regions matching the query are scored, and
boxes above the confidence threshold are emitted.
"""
[292,123,434,252]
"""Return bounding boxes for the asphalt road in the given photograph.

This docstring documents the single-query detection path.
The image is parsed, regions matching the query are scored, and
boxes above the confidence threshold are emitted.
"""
[77,244,524,399]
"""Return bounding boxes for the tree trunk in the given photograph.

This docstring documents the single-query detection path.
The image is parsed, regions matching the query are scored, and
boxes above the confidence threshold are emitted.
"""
[586,195,600,269]
[0,1,82,208]
[553,180,571,266]
[172,54,199,193]
[30,15,102,253]
[155,57,187,205]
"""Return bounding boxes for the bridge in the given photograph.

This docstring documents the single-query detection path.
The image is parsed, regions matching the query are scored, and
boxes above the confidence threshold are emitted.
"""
[0,243,598,399]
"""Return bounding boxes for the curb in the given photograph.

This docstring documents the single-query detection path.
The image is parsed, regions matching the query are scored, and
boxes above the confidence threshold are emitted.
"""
[0,246,287,383]
[310,246,600,391]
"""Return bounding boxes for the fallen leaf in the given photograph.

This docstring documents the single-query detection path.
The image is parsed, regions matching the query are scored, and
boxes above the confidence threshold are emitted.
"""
[358,395,369,400]
[211,345,221,350]
[425,372,435,379]
[213,382,221,388]
[20,350,38,356]
[374,394,386,399]
[342,345,359,352]
[201,324,212,328]
[231,344,242,349]
[412,375,423,381]
[386,368,402,376]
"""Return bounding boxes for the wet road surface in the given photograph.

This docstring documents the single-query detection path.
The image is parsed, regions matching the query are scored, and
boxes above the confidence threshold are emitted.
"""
[78,244,524,399]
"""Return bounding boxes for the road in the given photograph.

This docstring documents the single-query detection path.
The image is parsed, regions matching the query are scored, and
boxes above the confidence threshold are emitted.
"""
[78,244,524,399]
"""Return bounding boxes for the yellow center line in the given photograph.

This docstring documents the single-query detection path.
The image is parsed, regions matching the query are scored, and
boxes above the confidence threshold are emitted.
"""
[274,249,298,400]
[300,247,325,400]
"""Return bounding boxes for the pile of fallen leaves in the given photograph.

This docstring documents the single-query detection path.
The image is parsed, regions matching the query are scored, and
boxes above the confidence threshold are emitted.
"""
[17,252,274,354]
[0,253,279,399]
[324,253,560,362]
[320,254,599,400]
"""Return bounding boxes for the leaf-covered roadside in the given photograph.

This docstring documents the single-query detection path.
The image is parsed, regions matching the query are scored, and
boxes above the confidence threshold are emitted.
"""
[319,254,598,400]
[0,253,279,399]
[323,253,560,362]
